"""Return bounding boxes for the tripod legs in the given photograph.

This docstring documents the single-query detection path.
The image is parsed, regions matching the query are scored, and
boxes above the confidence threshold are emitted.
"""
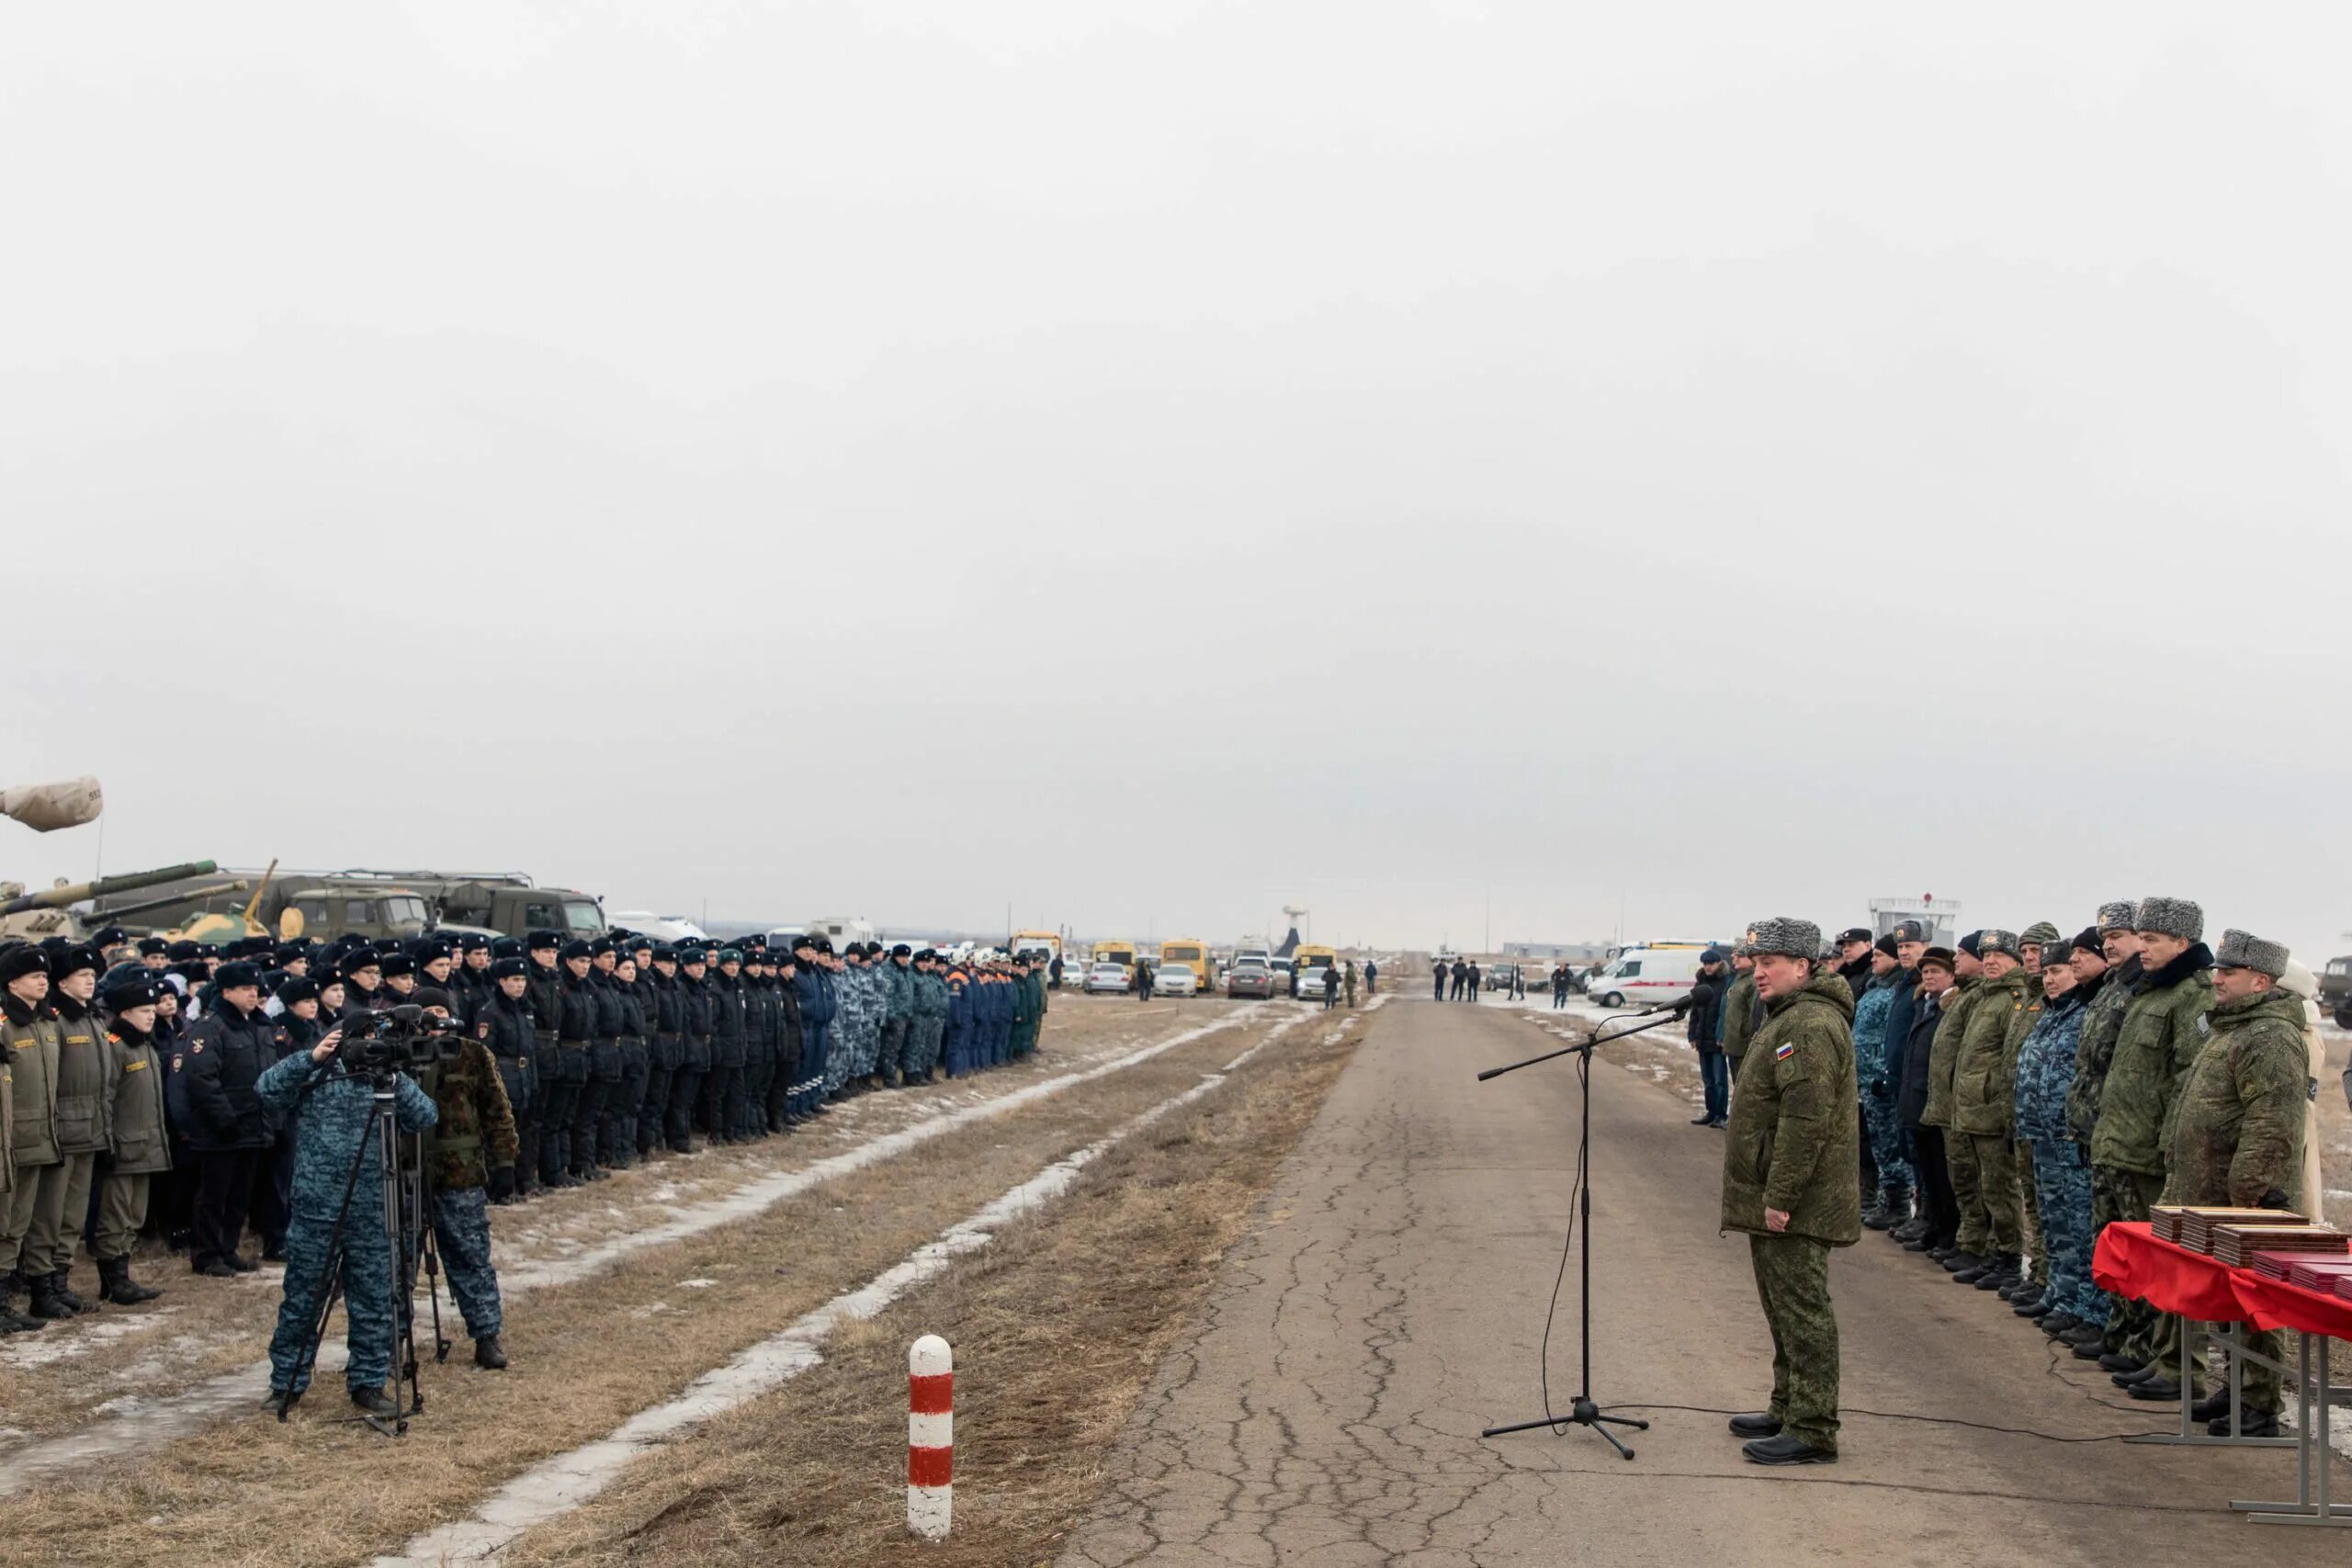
[1482,1397,1650,1459]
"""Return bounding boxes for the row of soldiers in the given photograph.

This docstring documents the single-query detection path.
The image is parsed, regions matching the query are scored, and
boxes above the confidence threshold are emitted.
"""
[0,922,1057,1334]
[1713,898,2328,1445]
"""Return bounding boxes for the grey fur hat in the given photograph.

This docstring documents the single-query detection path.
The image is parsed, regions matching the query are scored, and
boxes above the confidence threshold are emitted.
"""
[2096,901,2138,933]
[2132,897,2203,943]
[1977,928,2020,959]
[2213,929,2289,978]
[1746,916,1821,960]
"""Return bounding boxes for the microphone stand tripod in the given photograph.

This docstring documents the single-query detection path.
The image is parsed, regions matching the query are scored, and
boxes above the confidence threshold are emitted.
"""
[1476,1004,1690,1460]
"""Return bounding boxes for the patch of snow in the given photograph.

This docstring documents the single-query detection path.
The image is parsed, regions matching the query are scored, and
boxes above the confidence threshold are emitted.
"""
[677,1279,715,1290]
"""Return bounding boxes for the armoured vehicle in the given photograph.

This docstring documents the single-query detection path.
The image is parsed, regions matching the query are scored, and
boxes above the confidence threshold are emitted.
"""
[92,868,605,945]
[0,862,229,945]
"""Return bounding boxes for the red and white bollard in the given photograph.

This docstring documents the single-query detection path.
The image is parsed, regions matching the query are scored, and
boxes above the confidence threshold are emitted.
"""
[908,1335,954,1540]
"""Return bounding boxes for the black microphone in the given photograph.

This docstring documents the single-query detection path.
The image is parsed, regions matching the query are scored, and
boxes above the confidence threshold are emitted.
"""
[1636,993,1698,1017]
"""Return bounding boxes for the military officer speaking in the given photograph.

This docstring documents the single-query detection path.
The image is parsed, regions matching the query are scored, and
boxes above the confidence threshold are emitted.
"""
[1720,916,1860,1465]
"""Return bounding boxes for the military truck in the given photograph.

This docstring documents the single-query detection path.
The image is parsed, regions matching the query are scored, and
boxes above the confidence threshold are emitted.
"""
[2320,955,2352,1030]
[93,868,605,945]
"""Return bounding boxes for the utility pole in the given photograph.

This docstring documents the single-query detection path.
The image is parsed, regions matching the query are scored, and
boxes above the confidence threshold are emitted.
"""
[1484,889,1490,955]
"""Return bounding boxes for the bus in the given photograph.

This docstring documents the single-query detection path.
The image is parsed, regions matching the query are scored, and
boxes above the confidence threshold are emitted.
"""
[1012,930,1062,966]
[1157,938,1215,996]
[1290,944,1339,997]
[1091,939,1138,981]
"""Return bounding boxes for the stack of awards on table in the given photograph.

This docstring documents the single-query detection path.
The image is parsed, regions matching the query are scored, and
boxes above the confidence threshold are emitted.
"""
[2176,1207,2307,1254]
[2281,1257,2352,1293]
[2212,1224,2346,1269]
[2151,1205,2189,1243]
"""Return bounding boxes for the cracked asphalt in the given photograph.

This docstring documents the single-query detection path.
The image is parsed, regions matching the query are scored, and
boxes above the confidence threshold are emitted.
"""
[1059,996,2352,1567]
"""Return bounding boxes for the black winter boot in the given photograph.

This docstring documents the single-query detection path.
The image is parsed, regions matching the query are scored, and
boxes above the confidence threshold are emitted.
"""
[24,1273,75,1321]
[473,1335,507,1370]
[100,1256,163,1305]
[48,1269,96,1314]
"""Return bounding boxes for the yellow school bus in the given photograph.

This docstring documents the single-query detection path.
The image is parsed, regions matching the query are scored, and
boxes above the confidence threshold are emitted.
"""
[1157,938,1215,995]
[1290,944,1339,996]
[1091,939,1138,980]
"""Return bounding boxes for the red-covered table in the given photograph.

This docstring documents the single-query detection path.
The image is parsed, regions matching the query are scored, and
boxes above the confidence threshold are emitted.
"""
[2094,1222,2352,1527]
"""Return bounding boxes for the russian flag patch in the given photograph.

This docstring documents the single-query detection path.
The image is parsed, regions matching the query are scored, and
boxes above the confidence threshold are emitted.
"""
[1774,1042,1795,1060]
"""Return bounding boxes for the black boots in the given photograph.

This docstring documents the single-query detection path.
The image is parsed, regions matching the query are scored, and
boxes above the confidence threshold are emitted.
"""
[1742,1432,1837,1465]
[1728,1412,1781,1438]
[26,1270,82,1320]
[473,1335,508,1371]
[1952,1252,2014,1287]
[350,1384,398,1417]
[0,1271,48,1333]
[98,1256,163,1305]
[264,1387,301,1419]
[1862,1188,1911,1231]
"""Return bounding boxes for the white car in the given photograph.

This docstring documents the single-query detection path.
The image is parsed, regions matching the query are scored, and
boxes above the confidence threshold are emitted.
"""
[1084,962,1130,995]
[1296,964,1331,999]
[1152,964,1197,998]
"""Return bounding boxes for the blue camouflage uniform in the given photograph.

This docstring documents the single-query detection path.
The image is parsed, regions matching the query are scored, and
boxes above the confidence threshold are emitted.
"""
[2014,987,2097,1325]
[910,965,949,1079]
[256,1050,437,1397]
[1851,970,1913,1200]
[877,958,915,1085]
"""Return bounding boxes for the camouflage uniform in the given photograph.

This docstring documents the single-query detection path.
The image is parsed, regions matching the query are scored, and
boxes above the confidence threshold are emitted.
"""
[1948,967,2030,1258]
[876,958,914,1085]
[1721,971,1859,1454]
[255,1051,437,1397]
[910,965,949,1079]
[1850,972,1911,1200]
[422,1040,518,1342]
[2159,985,2308,1414]
[835,963,876,1086]
[1719,970,1761,1077]
[2012,991,2097,1323]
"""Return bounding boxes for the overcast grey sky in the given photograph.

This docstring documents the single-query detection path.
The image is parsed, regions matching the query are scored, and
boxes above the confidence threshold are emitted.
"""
[7,4,2350,958]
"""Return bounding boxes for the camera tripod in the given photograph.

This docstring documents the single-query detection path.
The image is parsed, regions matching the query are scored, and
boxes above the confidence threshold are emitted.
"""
[1476,1008,1688,1460]
[281,1067,452,1435]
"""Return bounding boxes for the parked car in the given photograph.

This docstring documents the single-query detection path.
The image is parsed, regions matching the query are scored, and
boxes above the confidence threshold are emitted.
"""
[1154,963,1198,998]
[1296,963,1332,998]
[1084,962,1130,995]
[1585,945,1707,1010]
[1226,961,1279,998]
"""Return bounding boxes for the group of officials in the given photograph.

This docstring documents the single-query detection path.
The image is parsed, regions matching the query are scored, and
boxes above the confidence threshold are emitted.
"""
[0,922,1054,1416]
[1684,900,2330,1465]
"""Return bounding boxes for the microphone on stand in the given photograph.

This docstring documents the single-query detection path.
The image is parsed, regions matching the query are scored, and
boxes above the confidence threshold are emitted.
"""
[1634,993,1698,1018]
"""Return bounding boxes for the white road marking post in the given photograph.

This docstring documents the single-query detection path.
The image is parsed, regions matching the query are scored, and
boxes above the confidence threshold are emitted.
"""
[907,1335,954,1540]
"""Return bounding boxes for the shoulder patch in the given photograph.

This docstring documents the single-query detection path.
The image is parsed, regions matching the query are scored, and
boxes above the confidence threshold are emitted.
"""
[1775,1041,1796,1060]
[190,1042,204,1054]
[2195,1015,2211,1039]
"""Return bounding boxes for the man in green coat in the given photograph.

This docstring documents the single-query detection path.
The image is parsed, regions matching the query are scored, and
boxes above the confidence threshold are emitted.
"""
[2065,901,2143,1359]
[1920,934,1986,1270]
[1720,916,1859,1466]
[1947,931,2032,1291]
[2093,897,2215,1402]
[95,968,170,1305]
[2159,930,2307,1436]
[1720,947,1761,1078]
[0,947,60,1332]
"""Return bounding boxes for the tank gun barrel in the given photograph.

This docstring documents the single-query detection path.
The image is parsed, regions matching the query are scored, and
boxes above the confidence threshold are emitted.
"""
[0,860,220,916]
[96,881,249,927]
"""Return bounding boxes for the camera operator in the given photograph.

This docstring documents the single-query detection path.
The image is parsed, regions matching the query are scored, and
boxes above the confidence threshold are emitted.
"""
[255,1016,437,1418]
[414,987,516,1370]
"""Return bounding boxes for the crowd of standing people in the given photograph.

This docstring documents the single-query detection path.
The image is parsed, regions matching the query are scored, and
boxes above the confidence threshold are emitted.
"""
[0,924,1057,1384]
[1679,900,2342,1465]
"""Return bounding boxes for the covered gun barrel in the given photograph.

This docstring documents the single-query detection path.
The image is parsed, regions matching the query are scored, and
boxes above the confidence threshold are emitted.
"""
[0,860,220,916]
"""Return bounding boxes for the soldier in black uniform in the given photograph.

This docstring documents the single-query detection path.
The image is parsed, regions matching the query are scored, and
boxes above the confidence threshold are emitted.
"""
[672,947,715,1153]
[181,962,289,1277]
[258,976,326,1259]
[639,945,682,1160]
[337,948,384,1020]
[581,941,626,1178]
[606,953,650,1169]
[769,949,805,1134]
[452,934,493,1018]
[524,931,573,1189]
[557,941,605,1183]
[475,956,537,1202]
[707,949,750,1143]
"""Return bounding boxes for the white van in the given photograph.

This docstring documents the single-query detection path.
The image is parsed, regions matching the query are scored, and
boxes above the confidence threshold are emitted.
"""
[1586,946,1707,1010]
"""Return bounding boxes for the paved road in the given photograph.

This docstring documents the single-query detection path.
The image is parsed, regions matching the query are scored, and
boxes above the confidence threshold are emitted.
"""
[1061,997,2350,1567]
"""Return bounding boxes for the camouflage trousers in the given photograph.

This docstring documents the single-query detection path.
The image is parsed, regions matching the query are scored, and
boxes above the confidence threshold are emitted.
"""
[2029,1141,2100,1324]
[908,1016,944,1077]
[1747,1234,1840,1451]
[1962,1132,2023,1257]
[267,1198,395,1395]
[1860,1084,1911,1195]
[428,1186,503,1341]
[2091,1164,2165,1358]
[2017,1140,2046,1286]
[872,1018,906,1081]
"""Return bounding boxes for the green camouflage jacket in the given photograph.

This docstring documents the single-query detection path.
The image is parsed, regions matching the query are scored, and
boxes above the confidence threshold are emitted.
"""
[1950,967,2031,1137]
[1721,972,1859,1247]
[2064,958,2138,1145]
[2089,946,2214,1178]
[1919,974,1984,1130]
[2160,987,2309,1210]
[421,1038,520,1191]
[1720,972,1760,1065]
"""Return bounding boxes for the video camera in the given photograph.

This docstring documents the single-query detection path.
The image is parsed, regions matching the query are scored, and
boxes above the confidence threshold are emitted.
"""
[336,1003,464,1071]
